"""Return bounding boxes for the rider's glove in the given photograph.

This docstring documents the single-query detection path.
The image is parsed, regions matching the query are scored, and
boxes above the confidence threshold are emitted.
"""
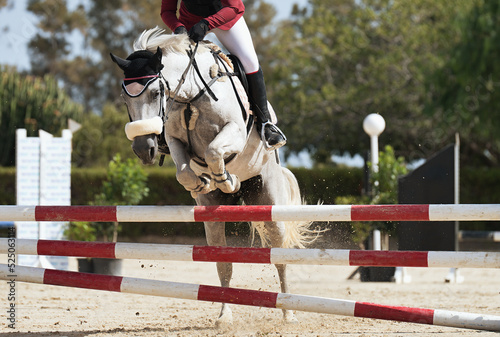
[189,19,209,42]
[174,26,188,35]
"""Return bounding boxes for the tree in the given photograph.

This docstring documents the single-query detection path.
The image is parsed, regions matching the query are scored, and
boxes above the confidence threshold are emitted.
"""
[93,154,149,242]
[426,0,500,167]
[71,102,175,167]
[25,0,280,112]
[72,103,134,167]
[267,0,473,164]
[0,66,83,166]
[26,0,168,111]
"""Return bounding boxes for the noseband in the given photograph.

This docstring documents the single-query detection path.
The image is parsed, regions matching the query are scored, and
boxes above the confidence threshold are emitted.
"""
[122,73,168,142]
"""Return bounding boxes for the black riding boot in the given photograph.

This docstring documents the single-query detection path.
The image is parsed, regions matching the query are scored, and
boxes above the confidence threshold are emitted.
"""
[246,68,286,150]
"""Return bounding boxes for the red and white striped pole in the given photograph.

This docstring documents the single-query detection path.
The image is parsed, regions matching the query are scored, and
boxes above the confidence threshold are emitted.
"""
[2,239,500,268]
[1,204,500,222]
[0,264,498,331]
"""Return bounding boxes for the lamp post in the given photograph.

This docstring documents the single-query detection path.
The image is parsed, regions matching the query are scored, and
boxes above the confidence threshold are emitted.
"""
[363,113,386,173]
[363,114,386,255]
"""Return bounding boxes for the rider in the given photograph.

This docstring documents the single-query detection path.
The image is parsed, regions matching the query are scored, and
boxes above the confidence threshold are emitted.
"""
[161,0,286,150]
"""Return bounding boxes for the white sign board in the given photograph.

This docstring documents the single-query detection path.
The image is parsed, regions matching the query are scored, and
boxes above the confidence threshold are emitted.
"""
[16,129,72,270]
[15,129,40,267]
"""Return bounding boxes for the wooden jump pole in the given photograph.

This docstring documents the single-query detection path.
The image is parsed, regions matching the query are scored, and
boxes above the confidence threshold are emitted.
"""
[1,204,500,222]
[2,239,500,268]
[0,264,499,331]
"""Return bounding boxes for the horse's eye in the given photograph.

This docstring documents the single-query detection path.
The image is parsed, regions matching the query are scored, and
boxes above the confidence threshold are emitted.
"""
[152,90,160,99]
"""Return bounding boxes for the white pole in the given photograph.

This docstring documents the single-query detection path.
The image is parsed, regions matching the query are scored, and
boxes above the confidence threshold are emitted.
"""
[370,135,379,173]
[373,229,381,250]
[446,133,463,283]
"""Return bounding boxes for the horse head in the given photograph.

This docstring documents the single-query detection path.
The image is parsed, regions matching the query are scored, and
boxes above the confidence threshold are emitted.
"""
[110,47,166,165]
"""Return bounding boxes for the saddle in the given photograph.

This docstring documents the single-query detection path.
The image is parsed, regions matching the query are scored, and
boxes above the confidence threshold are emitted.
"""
[220,53,254,130]
[227,54,249,96]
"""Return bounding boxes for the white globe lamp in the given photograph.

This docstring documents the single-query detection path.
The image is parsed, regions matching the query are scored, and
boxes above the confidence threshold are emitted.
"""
[363,114,385,172]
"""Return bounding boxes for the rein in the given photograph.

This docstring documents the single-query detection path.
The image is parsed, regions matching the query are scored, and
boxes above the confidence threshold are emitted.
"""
[164,42,201,118]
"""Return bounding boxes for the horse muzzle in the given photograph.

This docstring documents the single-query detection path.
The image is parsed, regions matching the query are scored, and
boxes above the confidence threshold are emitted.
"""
[125,116,163,141]
[132,134,158,165]
[125,116,163,165]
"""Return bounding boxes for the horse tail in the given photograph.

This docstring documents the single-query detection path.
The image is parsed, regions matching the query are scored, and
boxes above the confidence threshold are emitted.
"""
[279,167,319,248]
[251,167,319,249]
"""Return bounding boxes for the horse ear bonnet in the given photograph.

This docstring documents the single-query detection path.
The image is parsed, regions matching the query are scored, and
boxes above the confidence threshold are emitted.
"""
[148,52,164,73]
[120,50,163,85]
[154,47,164,72]
[110,53,131,71]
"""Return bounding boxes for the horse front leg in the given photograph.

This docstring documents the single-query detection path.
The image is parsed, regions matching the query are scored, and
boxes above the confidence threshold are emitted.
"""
[168,137,211,196]
[205,121,246,194]
[204,221,233,328]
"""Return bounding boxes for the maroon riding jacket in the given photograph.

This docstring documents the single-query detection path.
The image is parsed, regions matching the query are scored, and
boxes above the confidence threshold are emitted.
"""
[161,0,245,31]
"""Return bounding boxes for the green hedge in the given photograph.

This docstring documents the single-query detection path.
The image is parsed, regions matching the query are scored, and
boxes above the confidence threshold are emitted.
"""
[291,167,363,204]
[461,167,500,204]
[0,167,15,205]
[3,165,500,205]
[70,166,194,206]
[459,167,500,232]
[0,166,364,206]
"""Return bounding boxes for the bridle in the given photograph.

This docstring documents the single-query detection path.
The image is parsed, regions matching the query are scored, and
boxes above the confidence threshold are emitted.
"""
[122,42,248,166]
[122,42,222,123]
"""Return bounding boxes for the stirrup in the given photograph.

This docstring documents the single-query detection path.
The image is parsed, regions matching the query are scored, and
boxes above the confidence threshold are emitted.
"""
[260,122,287,151]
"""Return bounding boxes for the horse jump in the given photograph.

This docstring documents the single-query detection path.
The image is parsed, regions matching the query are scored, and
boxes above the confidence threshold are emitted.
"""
[2,204,500,222]
[1,264,499,332]
[2,238,500,268]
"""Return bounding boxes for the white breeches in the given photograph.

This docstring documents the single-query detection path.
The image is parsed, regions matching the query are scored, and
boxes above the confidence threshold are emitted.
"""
[211,17,260,74]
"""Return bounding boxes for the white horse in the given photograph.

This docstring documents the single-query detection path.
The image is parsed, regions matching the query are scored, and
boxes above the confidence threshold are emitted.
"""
[111,28,314,326]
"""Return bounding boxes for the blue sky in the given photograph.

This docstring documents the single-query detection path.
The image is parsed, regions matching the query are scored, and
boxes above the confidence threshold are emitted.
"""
[0,0,309,70]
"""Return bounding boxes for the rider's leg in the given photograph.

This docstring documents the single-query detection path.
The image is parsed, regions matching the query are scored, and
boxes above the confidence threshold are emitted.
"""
[245,67,286,150]
[212,18,286,150]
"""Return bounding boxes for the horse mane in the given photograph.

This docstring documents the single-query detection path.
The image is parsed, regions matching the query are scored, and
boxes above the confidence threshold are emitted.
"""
[134,26,212,55]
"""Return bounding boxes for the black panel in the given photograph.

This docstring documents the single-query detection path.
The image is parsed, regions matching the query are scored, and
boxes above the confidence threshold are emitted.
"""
[398,144,458,251]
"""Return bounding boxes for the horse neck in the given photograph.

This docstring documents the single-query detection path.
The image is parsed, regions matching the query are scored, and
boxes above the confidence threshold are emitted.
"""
[162,45,214,76]
[162,48,219,101]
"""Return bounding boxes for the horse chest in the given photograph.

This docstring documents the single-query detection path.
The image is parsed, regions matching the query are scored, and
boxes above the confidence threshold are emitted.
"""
[166,115,218,153]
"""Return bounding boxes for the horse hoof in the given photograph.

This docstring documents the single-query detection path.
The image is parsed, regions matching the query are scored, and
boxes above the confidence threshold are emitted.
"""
[215,174,240,194]
[284,311,298,324]
[232,175,241,192]
[215,310,233,329]
[190,177,213,199]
